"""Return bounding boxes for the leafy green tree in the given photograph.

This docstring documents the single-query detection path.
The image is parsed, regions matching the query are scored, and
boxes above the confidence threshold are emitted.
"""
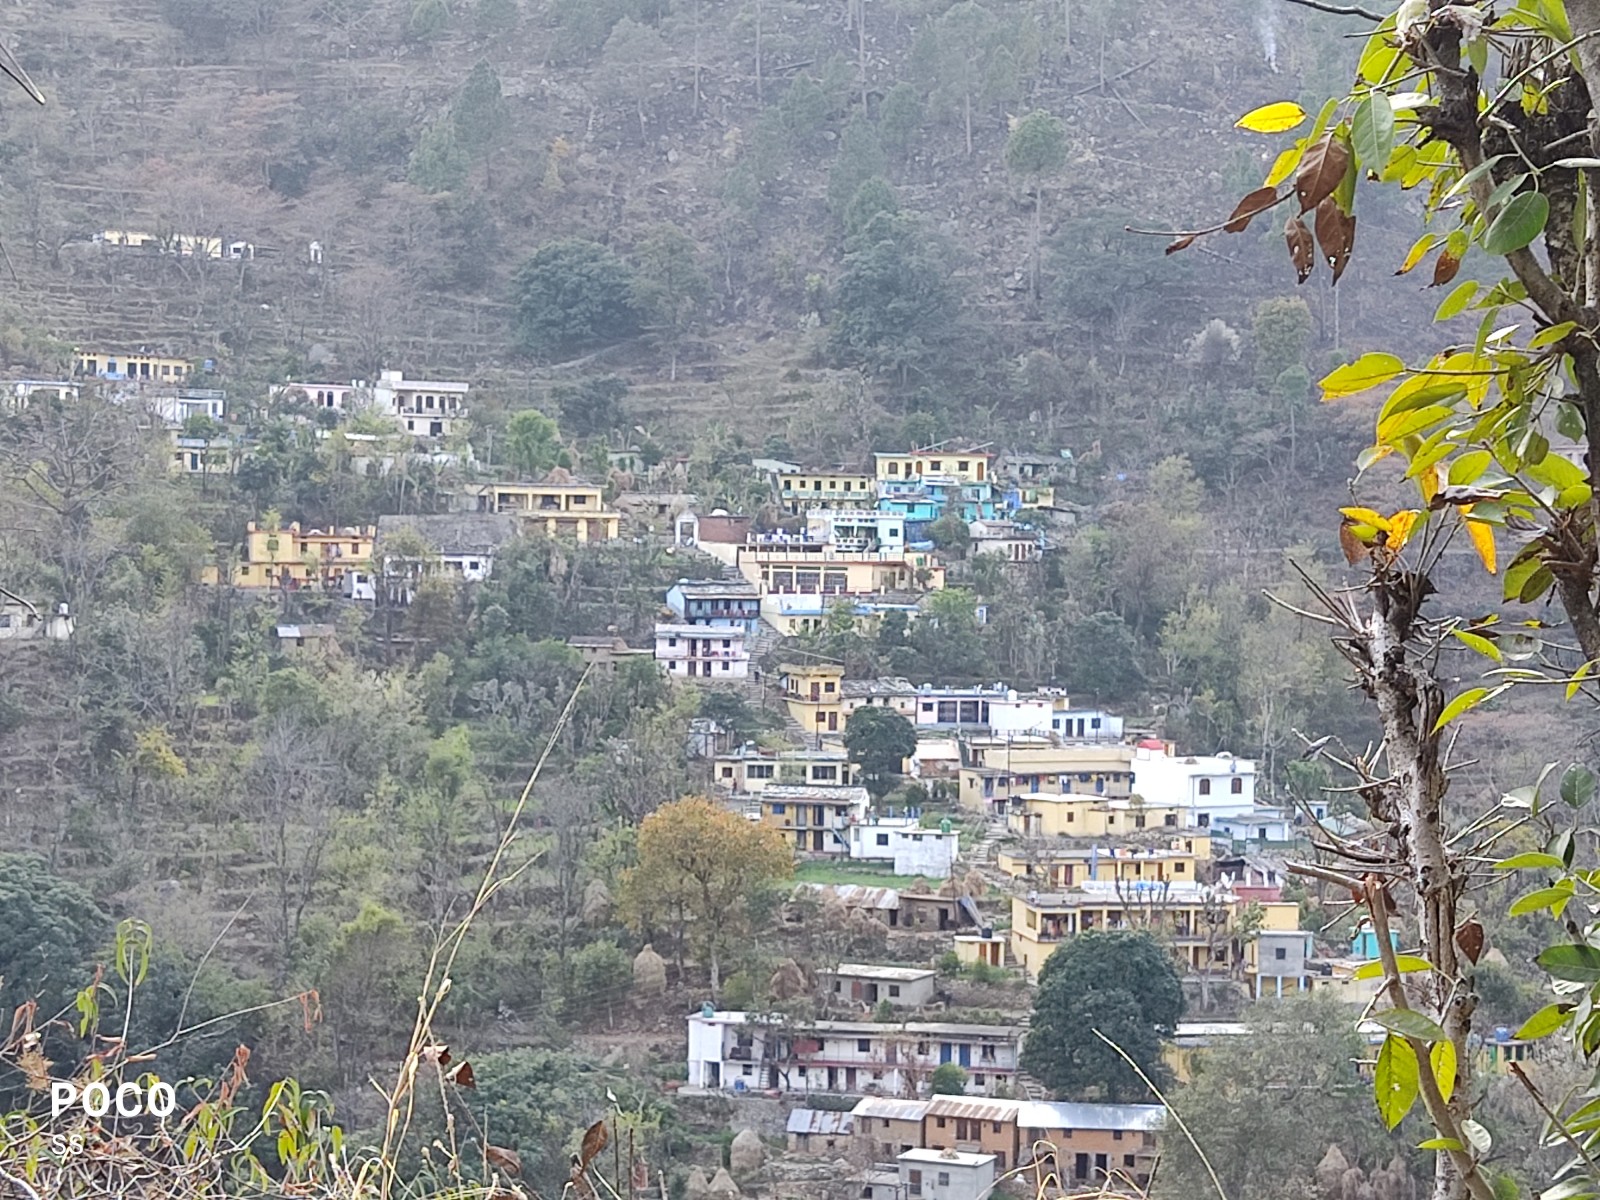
[926,512,970,556]
[1022,930,1182,1101]
[878,81,924,161]
[552,375,629,440]
[843,705,916,798]
[512,239,639,358]
[505,410,563,477]
[831,212,960,383]
[1004,110,1068,303]
[929,1062,968,1095]
[630,224,710,380]
[827,112,887,221]
[1060,610,1143,703]
[909,588,989,681]
[843,177,899,242]
[567,940,633,1024]
[451,62,509,184]
[699,690,770,744]
[918,1,1002,156]
[0,853,106,1017]
[408,120,468,193]
[1158,995,1402,1200]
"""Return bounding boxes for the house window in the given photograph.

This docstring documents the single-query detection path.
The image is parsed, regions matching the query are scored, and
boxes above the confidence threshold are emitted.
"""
[876,834,889,846]
[857,1039,871,1052]
[992,1121,1003,1133]
[1231,777,1243,794]
[888,985,900,997]
[937,1173,951,1188]
[771,804,786,814]
[668,638,678,647]
[973,1073,985,1085]
[1274,947,1287,960]
[1199,779,1211,795]
[1113,1131,1124,1141]
[468,561,480,571]
[824,681,836,693]
[889,462,900,475]
[834,981,843,992]
[931,460,942,470]
[958,461,969,472]
[1176,862,1186,873]
[935,1117,946,1129]
[1091,717,1102,728]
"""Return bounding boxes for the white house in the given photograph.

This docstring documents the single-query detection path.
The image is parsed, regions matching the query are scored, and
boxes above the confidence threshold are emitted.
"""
[5,379,79,409]
[687,1010,1022,1097]
[822,964,938,1010]
[374,514,519,586]
[847,817,961,878]
[806,509,907,555]
[145,387,226,428]
[898,1148,996,1200]
[655,623,749,679]
[1213,808,1297,844]
[271,380,371,413]
[1131,746,1257,825]
[373,369,469,439]
[0,597,72,643]
[968,519,1043,562]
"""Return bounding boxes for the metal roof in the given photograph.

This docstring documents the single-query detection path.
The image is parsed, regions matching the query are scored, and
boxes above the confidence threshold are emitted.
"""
[1013,1101,1165,1133]
[798,883,900,909]
[925,1095,1022,1121]
[850,1097,929,1122]
[786,1109,855,1136]
[275,624,336,639]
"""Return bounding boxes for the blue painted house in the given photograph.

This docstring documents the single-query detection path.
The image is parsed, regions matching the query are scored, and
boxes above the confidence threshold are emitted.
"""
[666,578,763,634]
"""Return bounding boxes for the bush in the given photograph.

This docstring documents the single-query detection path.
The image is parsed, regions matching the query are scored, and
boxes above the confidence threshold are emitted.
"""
[930,1062,968,1095]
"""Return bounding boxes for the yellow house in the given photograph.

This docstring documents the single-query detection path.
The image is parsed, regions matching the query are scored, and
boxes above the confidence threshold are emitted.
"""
[1009,885,1253,981]
[1004,793,1185,840]
[463,478,620,542]
[781,662,848,737]
[997,838,1206,890]
[776,470,876,513]
[953,933,1008,969]
[959,744,1136,810]
[234,521,375,590]
[75,348,193,382]
[757,784,870,853]
[737,546,945,595]
[873,449,994,484]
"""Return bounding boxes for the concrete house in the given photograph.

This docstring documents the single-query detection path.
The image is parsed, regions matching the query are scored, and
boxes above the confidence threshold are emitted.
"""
[75,348,192,382]
[665,578,762,634]
[465,475,621,542]
[758,784,871,853]
[374,513,519,587]
[775,469,877,513]
[712,745,859,793]
[846,817,961,878]
[233,521,374,592]
[372,369,468,439]
[0,594,72,643]
[1130,745,1258,825]
[898,1148,995,1200]
[853,1097,929,1162]
[822,964,938,1011]
[566,636,654,674]
[654,623,749,680]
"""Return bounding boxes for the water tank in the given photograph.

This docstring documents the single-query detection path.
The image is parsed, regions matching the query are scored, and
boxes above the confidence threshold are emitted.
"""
[940,818,952,834]
[1494,1026,1511,1044]
[701,1001,715,1018]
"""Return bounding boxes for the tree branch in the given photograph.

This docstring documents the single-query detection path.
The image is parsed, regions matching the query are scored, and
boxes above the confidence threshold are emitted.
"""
[1279,0,1383,19]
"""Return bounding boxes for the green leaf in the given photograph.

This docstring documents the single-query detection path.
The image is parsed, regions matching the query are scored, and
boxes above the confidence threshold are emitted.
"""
[1530,320,1577,349]
[1430,1040,1457,1104]
[1509,884,1575,917]
[1452,629,1502,661]
[1536,943,1600,982]
[1482,190,1550,256]
[1449,449,1493,485]
[1352,92,1395,174]
[1417,1137,1464,1151]
[1433,686,1492,732]
[1504,555,1548,604]
[1374,1033,1420,1130]
[1557,402,1586,441]
[1352,954,1434,980]
[1514,1002,1573,1040]
[1460,1118,1492,1156]
[1322,352,1406,399]
[1435,280,1480,321]
[1562,763,1597,809]
[1527,453,1586,492]
[1373,1009,1448,1043]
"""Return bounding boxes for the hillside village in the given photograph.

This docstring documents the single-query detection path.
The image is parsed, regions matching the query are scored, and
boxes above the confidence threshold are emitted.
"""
[0,344,1550,1200]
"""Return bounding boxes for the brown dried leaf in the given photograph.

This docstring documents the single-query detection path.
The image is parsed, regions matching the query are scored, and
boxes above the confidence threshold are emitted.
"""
[448,1061,476,1089]
[1285,215,1315,284]
[1165,234,1196,256]
[1314,197,1357,285]
[18,1044,51,1091]
[1456,918,1485,965]
[1224,185,1280,233]
[1432,250,1462,288]
[1295,133,1351,215]
[420,1044,452,1067]
[1428,485,1507,510]
[578,1119,608,1170]
[1339,520,1369,565]
[486,1144,523,1177]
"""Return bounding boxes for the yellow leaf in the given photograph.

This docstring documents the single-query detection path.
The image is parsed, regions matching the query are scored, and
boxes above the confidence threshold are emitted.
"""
[1396,233,1437,275]
[1322,353,1406,400]
[1237,102,1308,133]
[1419,462,1443,507]
[1340,507,1392,531]
[1464,516,1497,574]
[1265,141,1306,186]
[1387,509,1421,551]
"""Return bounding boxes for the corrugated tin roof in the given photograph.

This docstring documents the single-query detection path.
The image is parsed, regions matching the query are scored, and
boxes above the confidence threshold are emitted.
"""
[926,1095,1022,1121]
[786,1109,855,1136]
[850,1097,929,1122]
[796,883,900,910]
[275,624,336,639]
[1014,1101,1165,1133]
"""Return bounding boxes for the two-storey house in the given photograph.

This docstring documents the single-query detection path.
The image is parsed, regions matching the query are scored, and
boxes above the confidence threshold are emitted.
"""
[665,579,762,634]
[463,475,621,542]
[758,784,870,853]
[654,623,749,679]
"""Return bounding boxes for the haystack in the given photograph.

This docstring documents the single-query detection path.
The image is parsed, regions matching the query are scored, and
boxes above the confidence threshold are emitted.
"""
[729,1129,765,1178]
[633,944,668,996]
[708,1166,742,1198]
[582,879,612,924]
[769,957,808,1000]
[685,1166,711,1199]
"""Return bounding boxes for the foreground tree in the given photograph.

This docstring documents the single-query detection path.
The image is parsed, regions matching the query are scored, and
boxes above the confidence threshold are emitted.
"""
[619,796,793,995]
[1021,930,1182,1102]
[1168,8,1600,1199]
